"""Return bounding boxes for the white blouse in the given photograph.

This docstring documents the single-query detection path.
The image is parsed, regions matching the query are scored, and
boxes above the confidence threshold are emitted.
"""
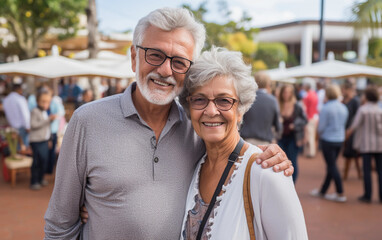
[180,144,308,240]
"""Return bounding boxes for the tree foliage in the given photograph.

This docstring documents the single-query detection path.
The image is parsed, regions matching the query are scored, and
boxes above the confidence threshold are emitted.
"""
[182,1,291,69]
[181,1,258,52]
[352,0,382,83]
[0,0,87,59]
[254,42,288,69]
[225,32,257,55]
[368,38,382,58]
[367,38,382,74]
[352,0,382,34]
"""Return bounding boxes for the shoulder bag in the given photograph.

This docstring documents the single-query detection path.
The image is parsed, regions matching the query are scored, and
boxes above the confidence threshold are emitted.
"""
[243,153,258,240]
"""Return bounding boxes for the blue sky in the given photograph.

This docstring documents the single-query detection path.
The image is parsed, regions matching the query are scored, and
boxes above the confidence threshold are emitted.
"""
[96,0,359,33]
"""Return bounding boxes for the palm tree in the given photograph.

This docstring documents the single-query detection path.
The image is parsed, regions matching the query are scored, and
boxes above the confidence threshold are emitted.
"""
[352,0,382,34]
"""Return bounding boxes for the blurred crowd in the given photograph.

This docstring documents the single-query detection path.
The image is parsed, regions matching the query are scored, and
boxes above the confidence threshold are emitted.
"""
[1,73,382,204]
[239,72,382,204]
[0,75,125,190]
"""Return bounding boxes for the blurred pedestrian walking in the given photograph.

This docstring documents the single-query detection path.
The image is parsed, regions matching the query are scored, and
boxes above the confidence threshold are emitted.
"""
[341,80,361,180]
[278,84,308,182]
[346,86,382,203]
[311,84,348,202]
[241,71,282,145]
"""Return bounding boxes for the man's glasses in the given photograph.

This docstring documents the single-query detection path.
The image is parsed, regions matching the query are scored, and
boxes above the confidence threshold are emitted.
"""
[136,45,193,74]
[187,96,238,111]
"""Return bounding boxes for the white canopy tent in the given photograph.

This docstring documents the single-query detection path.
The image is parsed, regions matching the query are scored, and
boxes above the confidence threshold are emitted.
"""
[0,55,125,79]
[74,50,135,79]
[74,50,127,61]
[265,52,382,81]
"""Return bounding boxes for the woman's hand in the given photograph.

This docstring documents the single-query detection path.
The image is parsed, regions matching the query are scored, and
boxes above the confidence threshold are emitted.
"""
[80,206,88,224]
[256,144,294,177]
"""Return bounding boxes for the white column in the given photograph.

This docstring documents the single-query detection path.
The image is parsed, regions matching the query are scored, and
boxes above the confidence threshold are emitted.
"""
[358,33,369,64]
[301,26,313,66]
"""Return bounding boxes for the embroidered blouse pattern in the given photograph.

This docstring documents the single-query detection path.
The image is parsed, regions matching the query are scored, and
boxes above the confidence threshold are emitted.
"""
[183,155,243,240]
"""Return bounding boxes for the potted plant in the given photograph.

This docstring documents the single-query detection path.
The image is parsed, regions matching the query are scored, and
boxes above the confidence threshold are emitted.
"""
[4,128,21,160]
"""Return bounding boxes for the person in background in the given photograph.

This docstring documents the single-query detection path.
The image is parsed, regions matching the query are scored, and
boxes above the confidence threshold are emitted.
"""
[46,93,65,174]
[98,79,109,98]
[346,86,382,203]
[302,81,318,158]
[0,76,8,101]
[3,83,30,150]
[76,89,94,109]
[29,87,57,190]
[105,79,125,96]
[240,71,282,145]
[114,80,125,95]
[28,85,66,175]
[341,80,361,180]
[45,7,293,239]
[59,77,82,103]
[316,81,326,112]
[311,84,348,202]
[278,84,308,182]
[295,83,306,100]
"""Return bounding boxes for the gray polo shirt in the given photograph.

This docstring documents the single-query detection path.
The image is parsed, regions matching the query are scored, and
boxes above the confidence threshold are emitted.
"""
[44,83,205,239]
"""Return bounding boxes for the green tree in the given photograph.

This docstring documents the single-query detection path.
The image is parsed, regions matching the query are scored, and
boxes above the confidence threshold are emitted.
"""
[0,0,87,59]
[352,0,382,34]
[368,38,382,58]
[352,0,382,84]
[255,42,288,69]
[222,32,257,63]
[182,1,258,51]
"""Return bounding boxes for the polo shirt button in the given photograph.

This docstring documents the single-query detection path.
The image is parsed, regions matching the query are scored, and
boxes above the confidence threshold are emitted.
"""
[154,157,159,163]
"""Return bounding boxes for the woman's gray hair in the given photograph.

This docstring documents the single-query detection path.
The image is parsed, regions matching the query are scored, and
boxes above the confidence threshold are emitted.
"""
[133,7,206,60]
[179,46,258,117]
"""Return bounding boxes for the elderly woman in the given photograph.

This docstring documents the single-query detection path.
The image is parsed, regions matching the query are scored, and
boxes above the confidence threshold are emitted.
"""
[311,84,348,202]
[179,47,308,240]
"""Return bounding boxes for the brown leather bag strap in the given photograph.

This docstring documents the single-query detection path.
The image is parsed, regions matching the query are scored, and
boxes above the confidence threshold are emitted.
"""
[243,153,258,240]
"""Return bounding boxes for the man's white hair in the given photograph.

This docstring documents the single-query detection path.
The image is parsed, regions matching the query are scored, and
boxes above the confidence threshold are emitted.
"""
[133,7,206,60]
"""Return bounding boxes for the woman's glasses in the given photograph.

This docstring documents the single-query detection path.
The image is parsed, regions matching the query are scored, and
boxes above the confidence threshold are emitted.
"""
[187,96,237,111]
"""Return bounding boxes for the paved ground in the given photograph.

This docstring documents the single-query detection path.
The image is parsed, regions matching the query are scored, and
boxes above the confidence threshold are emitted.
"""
[0,151,381,240]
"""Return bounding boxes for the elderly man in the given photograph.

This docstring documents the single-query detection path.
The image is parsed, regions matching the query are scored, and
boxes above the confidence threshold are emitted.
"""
[44,8,292,240]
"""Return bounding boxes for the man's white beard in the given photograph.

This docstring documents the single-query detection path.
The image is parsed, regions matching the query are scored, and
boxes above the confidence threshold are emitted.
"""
[135,56,183,105]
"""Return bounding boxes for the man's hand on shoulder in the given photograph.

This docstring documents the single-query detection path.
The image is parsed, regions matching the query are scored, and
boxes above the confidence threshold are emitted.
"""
[256,144,294,177]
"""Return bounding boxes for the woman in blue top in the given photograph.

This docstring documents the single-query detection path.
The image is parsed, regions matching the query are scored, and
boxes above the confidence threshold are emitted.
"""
[311,84,348,202]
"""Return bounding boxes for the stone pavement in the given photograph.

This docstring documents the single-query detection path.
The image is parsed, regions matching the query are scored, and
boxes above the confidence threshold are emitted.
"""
[0,151,381,240]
